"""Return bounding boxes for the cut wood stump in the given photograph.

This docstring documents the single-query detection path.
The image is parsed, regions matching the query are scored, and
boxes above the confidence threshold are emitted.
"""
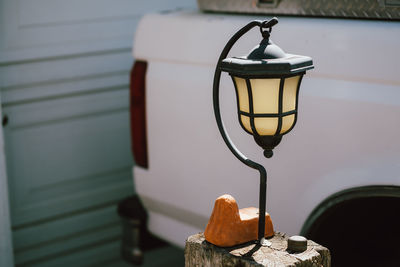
[185,232,330,267]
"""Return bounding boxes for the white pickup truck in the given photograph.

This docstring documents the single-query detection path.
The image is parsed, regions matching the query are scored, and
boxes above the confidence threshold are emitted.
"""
[130,7,400,266]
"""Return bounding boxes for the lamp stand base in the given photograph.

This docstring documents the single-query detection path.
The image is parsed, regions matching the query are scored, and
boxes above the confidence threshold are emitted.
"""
[204,194,274,247]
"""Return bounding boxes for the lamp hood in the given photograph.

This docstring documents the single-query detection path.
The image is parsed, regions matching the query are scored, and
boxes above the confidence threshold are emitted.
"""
[220,35,313,77]
[247,39,286,60]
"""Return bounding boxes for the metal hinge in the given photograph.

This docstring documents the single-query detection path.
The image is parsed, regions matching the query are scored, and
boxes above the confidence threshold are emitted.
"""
[2,115,8,127]
[378,0,400,7]
[257,0,281,8]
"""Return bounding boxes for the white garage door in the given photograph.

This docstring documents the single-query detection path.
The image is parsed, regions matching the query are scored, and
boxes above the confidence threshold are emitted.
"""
[0,0,196,266]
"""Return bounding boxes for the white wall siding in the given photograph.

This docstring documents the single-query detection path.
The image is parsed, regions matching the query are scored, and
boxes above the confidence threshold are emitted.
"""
[0,0,197,62]
[0,94,14,267]
[0,0,197,265]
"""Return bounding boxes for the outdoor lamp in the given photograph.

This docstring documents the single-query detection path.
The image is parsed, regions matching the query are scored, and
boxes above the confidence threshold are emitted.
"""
[208,18,313,246]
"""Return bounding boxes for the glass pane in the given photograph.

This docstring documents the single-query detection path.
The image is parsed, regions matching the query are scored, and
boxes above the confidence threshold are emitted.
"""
[234,77,249,113]
[282,75,301,113]
[240,115,253,133]
[250,78,280,114]
[254,117,278,135]
[280,114,295,134]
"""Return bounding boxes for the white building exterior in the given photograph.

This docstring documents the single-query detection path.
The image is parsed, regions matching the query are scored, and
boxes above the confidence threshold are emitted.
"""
[0,1,196,266]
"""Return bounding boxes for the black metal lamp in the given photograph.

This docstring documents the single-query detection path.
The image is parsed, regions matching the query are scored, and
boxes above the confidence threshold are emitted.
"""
[213,18,313,245]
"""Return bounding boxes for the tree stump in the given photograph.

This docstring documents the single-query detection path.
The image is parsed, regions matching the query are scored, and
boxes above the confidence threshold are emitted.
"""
[185,232,330,267]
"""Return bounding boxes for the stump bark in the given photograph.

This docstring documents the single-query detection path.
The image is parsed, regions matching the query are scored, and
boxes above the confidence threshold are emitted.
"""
[185,232,330,267]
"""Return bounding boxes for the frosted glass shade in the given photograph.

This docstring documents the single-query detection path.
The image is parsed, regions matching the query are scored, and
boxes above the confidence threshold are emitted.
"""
[233,75,302,136]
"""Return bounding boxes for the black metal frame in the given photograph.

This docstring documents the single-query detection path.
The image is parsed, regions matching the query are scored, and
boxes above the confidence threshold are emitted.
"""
[230,71,304,158]
[213,17,310,245]
[213,19,277,245]
[231,76,253,135]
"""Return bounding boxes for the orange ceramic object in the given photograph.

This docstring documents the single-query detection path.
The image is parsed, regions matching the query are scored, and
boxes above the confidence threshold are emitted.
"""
[204,194,274,247]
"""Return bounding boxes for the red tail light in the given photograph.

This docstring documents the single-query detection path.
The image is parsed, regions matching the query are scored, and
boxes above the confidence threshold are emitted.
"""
[130,60,148,168]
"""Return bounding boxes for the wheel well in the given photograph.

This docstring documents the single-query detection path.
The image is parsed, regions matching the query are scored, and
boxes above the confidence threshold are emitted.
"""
[301,185,400,267]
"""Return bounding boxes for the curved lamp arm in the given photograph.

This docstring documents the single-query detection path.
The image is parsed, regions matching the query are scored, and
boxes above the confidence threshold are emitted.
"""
[212,19,274,244]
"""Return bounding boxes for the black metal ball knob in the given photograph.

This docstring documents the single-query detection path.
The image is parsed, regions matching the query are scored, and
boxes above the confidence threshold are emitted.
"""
[287,235,307,253]
[263,149,273,158]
